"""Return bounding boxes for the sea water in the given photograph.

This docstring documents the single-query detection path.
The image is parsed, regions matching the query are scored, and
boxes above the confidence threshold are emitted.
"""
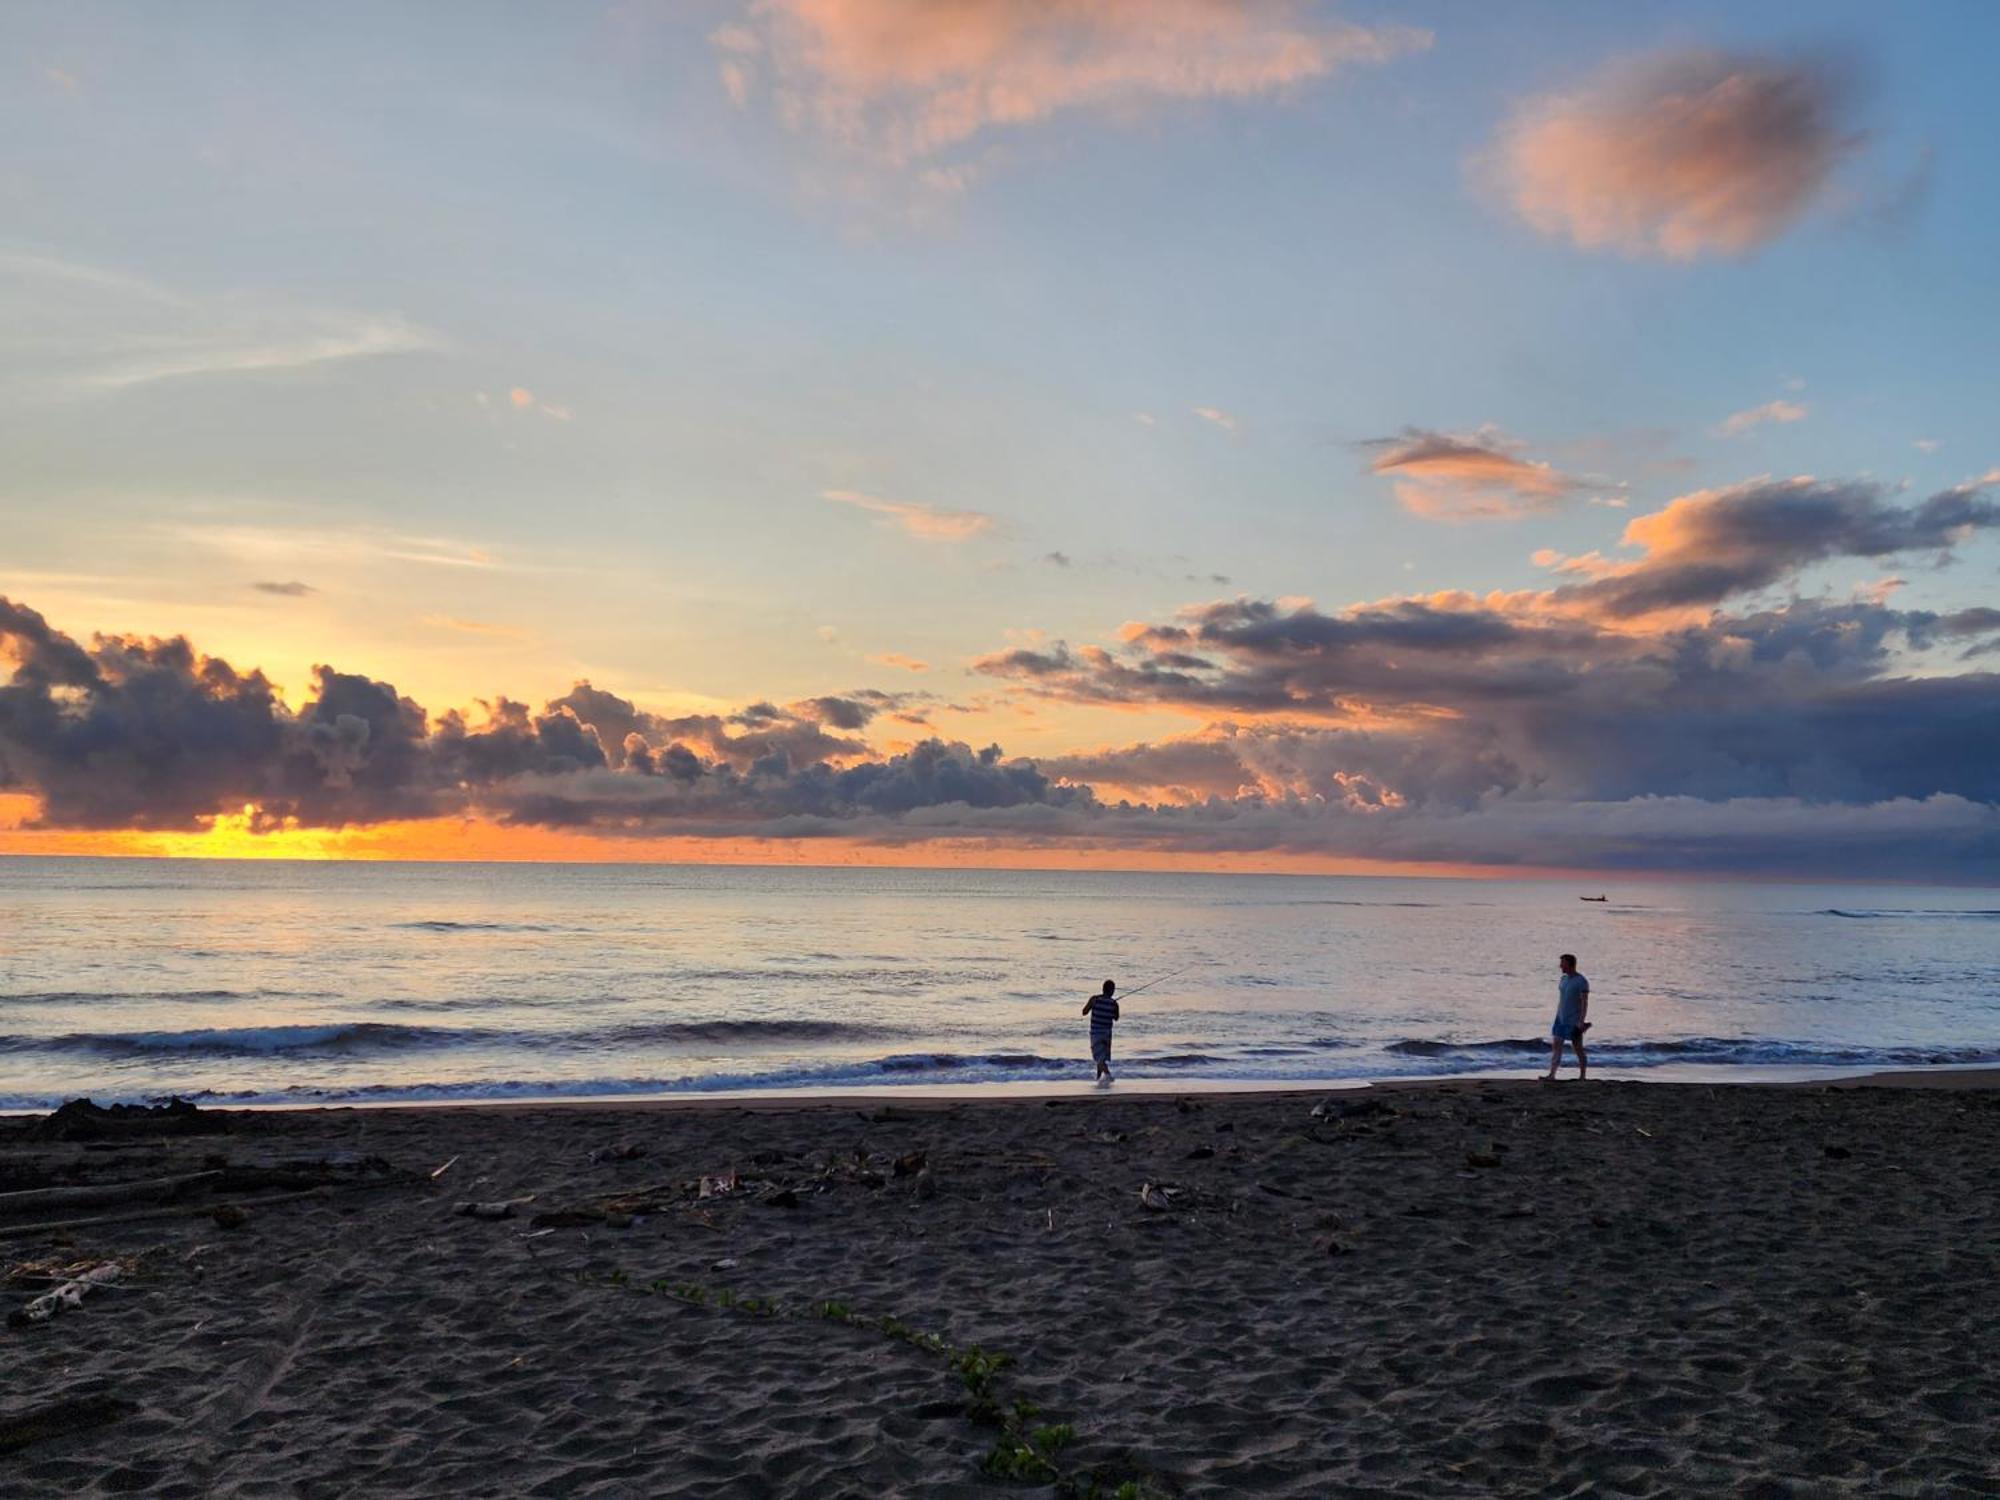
[0,857,1995,1110]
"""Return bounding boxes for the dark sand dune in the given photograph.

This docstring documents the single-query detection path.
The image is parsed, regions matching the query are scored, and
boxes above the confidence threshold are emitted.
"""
[5,1079,1999,1496]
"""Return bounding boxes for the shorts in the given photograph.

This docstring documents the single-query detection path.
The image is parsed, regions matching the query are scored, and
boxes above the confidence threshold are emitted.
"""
[1551,1018,1585,1043]
[1091,1034,1113,1063]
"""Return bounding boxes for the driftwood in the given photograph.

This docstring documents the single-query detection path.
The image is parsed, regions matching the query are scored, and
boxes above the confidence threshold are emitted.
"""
[0,1171,222,1219]
[0,1174,423,1243]
[7,1261,122,1328]
[453,1197,534,1221]
[0,1395,137,1454]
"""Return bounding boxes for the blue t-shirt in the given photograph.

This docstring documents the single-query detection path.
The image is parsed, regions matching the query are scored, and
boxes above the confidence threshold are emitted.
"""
[1087,995,1119,1036]
[1556,972,1589,1025]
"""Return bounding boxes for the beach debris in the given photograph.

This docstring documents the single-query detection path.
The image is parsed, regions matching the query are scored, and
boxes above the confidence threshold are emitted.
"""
[893,1151,928,1178]
[527,1208,606,1229]
[0,1169,222,1219]
[1466,1144,1504,1169]
[1095,1131,1129,1145]
[711,1257,739,1271]
[454,1199,528,1221]
[7,1260,122,1328]
[1184,1146,1215,1161]
[762,1186,801,1209]
[1313,1235,1352,1257]
[1314,1097,1394,1122]
[1175,1098,1204,1114]
[1494,1203,1537,1220]
[698,1172,743,1200]
[1137,1183,1182,1212]
[24,1097,231,1144]
[208,1204,250,1230]
[0,1395,138,1454]
[1634,1126,1654,1139]
[428,1156,460,1181]
[913,1170,936,1202]
[587,1143,648,1165]
[1823,1144,1852,1160]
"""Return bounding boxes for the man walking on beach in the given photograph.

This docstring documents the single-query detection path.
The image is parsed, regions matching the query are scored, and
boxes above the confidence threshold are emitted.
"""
[1082,979,1119,1082]
[1544,953,1589,1081]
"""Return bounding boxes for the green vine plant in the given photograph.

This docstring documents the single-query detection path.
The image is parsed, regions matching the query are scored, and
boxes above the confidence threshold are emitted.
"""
[575,1271,1166,1496]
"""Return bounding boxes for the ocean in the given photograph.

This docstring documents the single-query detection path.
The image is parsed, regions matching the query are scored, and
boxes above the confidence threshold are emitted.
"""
[1,856,1996,1111]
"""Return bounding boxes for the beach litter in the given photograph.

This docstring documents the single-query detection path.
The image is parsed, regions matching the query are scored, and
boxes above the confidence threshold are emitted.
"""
[453,1199,532,1221]
[6,1259,124,1328]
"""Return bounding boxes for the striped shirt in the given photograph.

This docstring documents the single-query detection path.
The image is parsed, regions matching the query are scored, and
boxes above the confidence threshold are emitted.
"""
[1086,995,1120,1036]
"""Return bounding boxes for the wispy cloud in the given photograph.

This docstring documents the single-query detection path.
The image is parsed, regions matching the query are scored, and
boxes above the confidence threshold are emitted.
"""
[177,523,514,574]
[79,317,435,392]
[824,488,994,541]
[715,0,1429,173]
[422,614,531,641]
[1,252,442,395]
[1192,406,1238,435]
[869,651,931,673]
[1490,49,1862,260]
[1717,399,1808,437]
[505,386,573,421]
[252,581,316,598]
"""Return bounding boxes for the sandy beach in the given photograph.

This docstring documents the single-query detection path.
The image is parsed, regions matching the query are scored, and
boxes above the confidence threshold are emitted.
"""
[5,1077,1999,1497]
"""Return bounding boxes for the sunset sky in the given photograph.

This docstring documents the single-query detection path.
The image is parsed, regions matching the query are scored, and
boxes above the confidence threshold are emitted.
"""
[2,1,1996,877]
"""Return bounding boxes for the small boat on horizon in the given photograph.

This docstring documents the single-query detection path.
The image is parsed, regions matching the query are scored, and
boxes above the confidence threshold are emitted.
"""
[1579,894,1608,902]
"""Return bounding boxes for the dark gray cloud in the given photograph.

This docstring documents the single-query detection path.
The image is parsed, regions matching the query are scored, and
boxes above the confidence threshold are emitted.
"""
[1561,476,2000,618]
[6,551,1999,877]
[252,581,316,597]
[0,600,1077,839]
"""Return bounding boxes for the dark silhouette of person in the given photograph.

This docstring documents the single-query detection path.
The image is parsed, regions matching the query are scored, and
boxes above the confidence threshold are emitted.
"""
[1544,953,1590,1081]
[1082,979,1120,1082]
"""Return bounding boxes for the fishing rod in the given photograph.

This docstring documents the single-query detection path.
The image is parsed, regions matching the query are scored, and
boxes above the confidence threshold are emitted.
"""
[1118,964,1198,999]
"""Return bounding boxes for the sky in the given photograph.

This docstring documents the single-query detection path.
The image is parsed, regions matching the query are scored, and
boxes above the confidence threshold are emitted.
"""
[1,0,1997,879]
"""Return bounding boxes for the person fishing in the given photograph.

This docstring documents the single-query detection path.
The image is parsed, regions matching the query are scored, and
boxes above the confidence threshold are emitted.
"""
[1082,979,1120,1082]
[1079,966,1190,1083]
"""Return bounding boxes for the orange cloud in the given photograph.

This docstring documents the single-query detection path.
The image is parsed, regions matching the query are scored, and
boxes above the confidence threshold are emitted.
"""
[421,615,532,641]
[1492,49,1859,260]
[1717,399,1808,437]
[718,0,1429,167]
[1366,426,1586,522]
[824,488,994,541]
[869,651,930,672]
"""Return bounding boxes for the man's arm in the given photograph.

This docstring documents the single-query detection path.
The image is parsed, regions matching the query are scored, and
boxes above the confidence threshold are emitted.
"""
[1081,996,1094,1016]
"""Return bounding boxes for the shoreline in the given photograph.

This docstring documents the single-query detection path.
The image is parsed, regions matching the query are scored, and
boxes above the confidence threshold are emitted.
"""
[9,1059,2000,1122]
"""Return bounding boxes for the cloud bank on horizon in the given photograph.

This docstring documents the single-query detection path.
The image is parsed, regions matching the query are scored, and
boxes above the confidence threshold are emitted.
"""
[5,471,1997,878]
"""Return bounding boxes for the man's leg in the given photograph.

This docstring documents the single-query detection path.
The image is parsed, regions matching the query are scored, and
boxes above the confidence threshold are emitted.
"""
[1544,1036,1562,1080]
[1572,1037,1587,1080]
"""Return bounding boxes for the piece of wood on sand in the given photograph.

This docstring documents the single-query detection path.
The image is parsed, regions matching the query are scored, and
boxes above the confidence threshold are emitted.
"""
[0,1171,223,1219]
[0,1396,138,1455]
[7,1261,123,1328]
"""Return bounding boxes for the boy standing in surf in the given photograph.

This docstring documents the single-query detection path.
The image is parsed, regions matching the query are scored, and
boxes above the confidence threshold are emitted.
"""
[1544,953,1590,1081]
[1082,979,1119,1082]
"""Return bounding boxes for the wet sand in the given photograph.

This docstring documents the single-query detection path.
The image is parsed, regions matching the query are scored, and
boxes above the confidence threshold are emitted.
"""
[5,1076,1999,1497]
